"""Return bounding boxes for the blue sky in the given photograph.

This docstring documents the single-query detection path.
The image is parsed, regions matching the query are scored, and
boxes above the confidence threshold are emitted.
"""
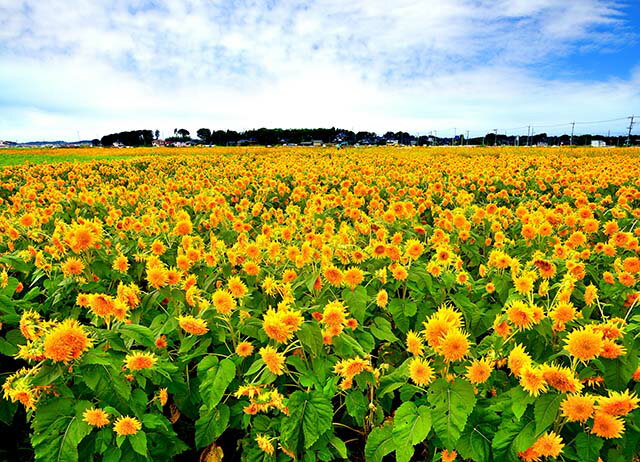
[0,0,639,141]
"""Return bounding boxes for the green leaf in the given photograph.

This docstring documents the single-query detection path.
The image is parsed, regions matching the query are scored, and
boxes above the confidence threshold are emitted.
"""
[387,299,409,333]
[534,393,562,434]
[297,322,324,358]
[345,390,368,426]
[194,404,230,449]
[602,356,638,391]
[56,416,92,462]
[82,364,131,411]
[329,436,348,459]
[510,386,535,421]
[31,399,92,462]
[365,421,394,462]
[199,358,236,407]
[342,286,368,324]
[332,333,366,358]
[392,402,431,446]
[395,445,413,462]
[119,324,156,348]
[31,364,64,387]
[369,317,399,342]
[492,417,536,462]
[576,432,604,462]
[281,391,333,454]
[457,425,491,462]
[428,378,476,449]
[129,431,148,457]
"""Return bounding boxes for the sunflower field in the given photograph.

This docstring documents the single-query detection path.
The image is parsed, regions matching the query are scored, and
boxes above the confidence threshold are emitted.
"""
[1,146,640,462]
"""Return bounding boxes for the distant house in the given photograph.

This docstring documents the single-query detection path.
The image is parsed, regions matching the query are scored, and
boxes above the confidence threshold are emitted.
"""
[312,140,323,147]
[386,139,399,146]
[112,142,125,148]
[152,139,166,147]
[591,140,606,147]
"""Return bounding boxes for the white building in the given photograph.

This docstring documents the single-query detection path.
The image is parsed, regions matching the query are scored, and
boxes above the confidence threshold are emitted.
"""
[591,140,606,147]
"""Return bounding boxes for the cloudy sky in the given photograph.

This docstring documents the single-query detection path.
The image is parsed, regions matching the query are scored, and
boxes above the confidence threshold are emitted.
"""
[1,0,639,141]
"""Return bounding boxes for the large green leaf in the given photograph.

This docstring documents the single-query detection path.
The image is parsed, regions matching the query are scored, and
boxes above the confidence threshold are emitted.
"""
[365,421,394,462]
[533,393,561,434]
[576,432,604,462]
[194,404,230,449]
[82,364,131,411]
[129,431,148,457]
[199,358,236,407]
[456,408,500,462]
[392,402,431,462]
[297,322,324,357]
[119,324,156,348]
[510,386,535,421]
[370,317,399,342]
[387,299,410,333]
[392,401,431,446]
[492,417,536,462]
[281,391,333,454]
[342,286,368,324]
[428,378,476,449]
[345,390,368,426]
[602,356,638,391]
[31,400,92,462]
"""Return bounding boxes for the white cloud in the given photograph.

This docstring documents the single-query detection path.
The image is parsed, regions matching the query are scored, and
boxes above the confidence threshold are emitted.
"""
[0,0,638,141]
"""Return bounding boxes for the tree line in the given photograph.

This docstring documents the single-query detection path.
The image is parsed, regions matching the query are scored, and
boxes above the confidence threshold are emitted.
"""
[94,128,638,147]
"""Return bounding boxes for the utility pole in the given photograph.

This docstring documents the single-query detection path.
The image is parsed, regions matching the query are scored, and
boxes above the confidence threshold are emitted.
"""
[494,129,498,146]
[466,130,469,146]
[453,128,456,146]
[628,115,635,146]
[527,126,531,147]
[570,122,575,146]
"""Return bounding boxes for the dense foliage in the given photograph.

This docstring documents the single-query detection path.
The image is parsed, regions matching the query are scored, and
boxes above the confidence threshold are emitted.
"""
[1,146,639,462]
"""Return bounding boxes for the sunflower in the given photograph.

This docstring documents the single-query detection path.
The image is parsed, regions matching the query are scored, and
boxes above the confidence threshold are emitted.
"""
[113,416,142,437]
[323,266,344,287]
[560,394,595,422]
[591,412,624,439]
[43,319,92,363]
[322,301,347,329]
[507,344,531,377]
[565,326,604,361]
[531,432,564,458]
[112,254,129,273]
[343,267,364,290]
[466,358,492,384]
[260,346,285,375]
[212,290,237,314]
[256,434,275,455]
[376,289,388,307]
[409,357,434,386]
[83,408,110,428]
[61,257,84,277]
[88,294,117,319]
[262,308,294,343]
[596,390,639,416]
[177,315,209,336]
[519,365,547,397]
[506,300,535,330]
[436,329,469,362]
[236,341,254,357]
[406,331,424,356]
[124,351,157,371]
[146,266,168,289]
[540,364,582,394]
